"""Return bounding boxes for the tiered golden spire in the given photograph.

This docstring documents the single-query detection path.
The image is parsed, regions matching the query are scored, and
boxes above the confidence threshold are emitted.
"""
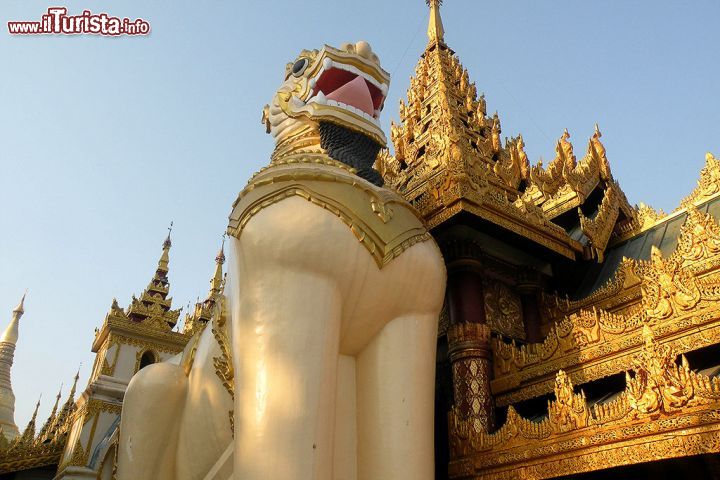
[377,1,633,261]
[381,0,517,197]
[18,397,40,444]
[183,237,226,335]
[126,225,181,330]
[37,385,62,442]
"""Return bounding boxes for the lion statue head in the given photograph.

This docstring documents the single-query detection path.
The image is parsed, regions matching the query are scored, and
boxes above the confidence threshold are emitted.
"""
[262,41,390,185]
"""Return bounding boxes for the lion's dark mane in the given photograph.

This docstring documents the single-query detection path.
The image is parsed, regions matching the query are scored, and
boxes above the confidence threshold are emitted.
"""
[319,122,384,187]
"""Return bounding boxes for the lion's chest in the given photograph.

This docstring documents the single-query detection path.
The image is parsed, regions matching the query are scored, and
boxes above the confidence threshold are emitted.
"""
[228,163,445,351]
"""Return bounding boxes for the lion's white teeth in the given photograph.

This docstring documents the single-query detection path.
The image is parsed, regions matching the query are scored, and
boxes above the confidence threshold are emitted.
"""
[290,96,305,108]
[312,91,327,105]
[323,57,333,70]
[309,78,316,89]
[374,109,381,118]
[380,84,388,96]
[321,97,381,126]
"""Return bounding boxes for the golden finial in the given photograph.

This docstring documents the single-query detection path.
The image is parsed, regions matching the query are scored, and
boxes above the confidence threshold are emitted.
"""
[13,290,26,314]
[54,384,63,405]
[32,396,41,418]
[67,365,80,400]
[2,291,27,344]
[216,233,226,265]
[21,394,41,440]
[594,123,602,138]
[158,223,173,273]
[210,235,226,295]
[164,221,173,249]
[426,0,445,44]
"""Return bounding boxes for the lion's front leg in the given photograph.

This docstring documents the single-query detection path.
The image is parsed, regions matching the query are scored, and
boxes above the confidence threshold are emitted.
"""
[232,268,342,480]
[356,313,439,480]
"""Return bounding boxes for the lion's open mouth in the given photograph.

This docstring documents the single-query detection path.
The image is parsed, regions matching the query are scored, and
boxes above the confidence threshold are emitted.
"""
[307,58,387,123]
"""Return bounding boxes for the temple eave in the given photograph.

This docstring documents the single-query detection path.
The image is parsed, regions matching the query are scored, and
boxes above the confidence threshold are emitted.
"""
[420,194,583,260]
[449,403,720,479]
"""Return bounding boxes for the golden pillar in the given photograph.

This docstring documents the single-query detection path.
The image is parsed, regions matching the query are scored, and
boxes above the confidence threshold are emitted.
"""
[447,321,493,434]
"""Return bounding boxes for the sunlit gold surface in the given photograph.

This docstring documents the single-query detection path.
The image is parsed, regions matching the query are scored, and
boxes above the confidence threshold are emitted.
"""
[490,202,720,407]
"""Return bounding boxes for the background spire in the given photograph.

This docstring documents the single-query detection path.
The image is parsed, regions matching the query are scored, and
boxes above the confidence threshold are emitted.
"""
[1,292,26,345]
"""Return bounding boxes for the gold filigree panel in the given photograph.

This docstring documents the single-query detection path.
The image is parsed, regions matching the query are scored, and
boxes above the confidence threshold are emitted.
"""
[450,328,720,479]
[483,282,524,340]
[492,205,720,404]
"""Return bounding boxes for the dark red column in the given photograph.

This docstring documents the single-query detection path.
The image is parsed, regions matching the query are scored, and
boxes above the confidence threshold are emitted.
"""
[446,267,494,433]
[517,267,543,344]
[520,291,542,343]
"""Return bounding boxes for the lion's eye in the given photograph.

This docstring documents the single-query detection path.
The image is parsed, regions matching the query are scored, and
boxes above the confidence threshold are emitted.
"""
[291,58,309,77]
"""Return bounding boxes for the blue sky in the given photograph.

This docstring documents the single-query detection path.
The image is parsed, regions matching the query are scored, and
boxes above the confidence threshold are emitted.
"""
[1,0,718,426]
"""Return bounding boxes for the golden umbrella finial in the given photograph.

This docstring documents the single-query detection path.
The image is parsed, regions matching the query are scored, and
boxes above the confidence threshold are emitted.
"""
[426,0,445,44]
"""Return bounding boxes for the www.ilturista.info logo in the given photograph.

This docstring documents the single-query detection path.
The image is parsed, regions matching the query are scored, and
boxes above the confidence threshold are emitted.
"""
[8,7,150,35]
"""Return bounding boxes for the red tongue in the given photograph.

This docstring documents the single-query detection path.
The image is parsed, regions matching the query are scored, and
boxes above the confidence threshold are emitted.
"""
[325,75,375,116]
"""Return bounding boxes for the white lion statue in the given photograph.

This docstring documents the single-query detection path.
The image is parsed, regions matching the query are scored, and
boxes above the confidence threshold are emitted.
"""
[117,40,446,480]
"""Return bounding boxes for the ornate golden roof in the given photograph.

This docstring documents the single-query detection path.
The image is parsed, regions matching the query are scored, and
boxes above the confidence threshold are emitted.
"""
[612,152,720,244]
[0,372,78,474]
[490,200,720,406]
[378,2,635,262]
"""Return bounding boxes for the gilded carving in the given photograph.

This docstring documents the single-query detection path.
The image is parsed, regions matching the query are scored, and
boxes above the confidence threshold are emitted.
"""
[626,325,693,414]
[450,335,720,478]
[228,165,432,269]
[676,204,720,261]
[678,152,720,209]
[211,297,234,435]
[635,202,666,230]
[634,245,701,321]
[483,282,524,340]
[578,182,620,259]
[547,370,588,432]
[492,206,720,405]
